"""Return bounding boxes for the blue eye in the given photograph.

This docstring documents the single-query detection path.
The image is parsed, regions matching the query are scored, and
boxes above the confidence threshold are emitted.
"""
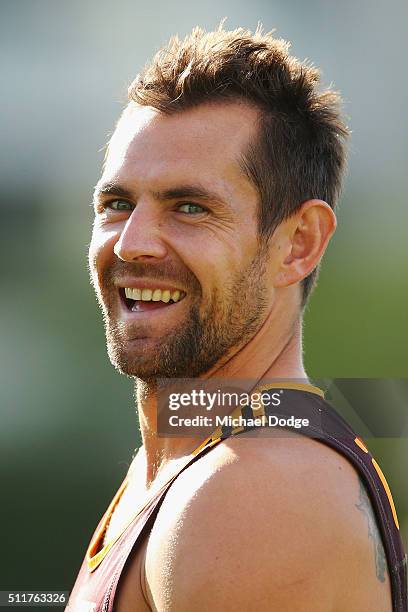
[177,203,206,214]
[109,200,133,211]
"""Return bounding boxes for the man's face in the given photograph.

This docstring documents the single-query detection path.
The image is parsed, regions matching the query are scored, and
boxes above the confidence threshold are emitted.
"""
[89,100,278,381]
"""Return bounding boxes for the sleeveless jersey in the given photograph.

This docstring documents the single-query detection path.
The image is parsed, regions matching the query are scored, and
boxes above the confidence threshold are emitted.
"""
[66,384,407,612]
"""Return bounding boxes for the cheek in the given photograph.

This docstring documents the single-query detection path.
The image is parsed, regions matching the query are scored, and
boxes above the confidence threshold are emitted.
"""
[88,225,119,284]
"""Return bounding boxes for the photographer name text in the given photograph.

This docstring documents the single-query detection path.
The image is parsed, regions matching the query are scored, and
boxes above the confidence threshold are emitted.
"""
[168,414,309,429]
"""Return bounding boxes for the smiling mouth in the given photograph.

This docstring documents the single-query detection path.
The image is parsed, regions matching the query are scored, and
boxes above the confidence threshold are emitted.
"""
[120,287,187,312]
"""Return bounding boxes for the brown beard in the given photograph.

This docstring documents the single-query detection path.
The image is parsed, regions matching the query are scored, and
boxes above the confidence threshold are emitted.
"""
[91,246,269,382]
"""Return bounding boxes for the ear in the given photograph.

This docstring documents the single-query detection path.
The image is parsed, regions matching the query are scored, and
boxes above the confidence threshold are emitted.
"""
[274,200,337,288]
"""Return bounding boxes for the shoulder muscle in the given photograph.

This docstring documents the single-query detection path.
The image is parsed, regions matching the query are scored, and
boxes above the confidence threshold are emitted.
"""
[144,434,392,611]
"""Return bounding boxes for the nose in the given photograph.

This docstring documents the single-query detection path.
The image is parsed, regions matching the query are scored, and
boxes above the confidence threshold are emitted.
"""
[113,201,168,262]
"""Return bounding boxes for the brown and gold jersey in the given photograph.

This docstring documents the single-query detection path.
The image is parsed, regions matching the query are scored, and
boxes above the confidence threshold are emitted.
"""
[67,384,407,612]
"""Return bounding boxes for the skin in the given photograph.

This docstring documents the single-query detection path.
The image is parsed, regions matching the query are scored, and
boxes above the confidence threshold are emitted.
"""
[89,100,392,610]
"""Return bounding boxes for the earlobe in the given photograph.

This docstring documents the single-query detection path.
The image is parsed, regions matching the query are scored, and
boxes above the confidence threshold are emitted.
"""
[274,200,336,288]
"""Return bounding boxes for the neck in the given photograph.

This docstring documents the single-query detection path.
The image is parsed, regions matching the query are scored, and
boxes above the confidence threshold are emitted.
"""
[134,294,307,483]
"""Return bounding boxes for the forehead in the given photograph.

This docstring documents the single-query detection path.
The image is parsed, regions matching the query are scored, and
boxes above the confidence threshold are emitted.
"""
[103,101,260,193]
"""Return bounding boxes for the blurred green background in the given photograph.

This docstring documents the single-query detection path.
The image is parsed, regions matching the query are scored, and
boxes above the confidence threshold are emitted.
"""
[1,0,407,593]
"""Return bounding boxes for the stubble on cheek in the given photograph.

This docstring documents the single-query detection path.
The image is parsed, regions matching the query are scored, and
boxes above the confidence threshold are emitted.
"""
[88,237,107,311]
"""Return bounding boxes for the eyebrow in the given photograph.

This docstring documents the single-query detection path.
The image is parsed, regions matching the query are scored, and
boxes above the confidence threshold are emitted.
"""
[93,181,228,207]
[93,182,133,200]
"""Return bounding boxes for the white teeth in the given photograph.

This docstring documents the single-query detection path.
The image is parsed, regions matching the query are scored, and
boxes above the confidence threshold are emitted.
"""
[141,289,152,301]
[125,287,141,300]
[124,287,184,304]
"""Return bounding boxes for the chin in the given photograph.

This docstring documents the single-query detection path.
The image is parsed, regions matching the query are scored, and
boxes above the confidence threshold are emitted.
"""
[106,339,156,380]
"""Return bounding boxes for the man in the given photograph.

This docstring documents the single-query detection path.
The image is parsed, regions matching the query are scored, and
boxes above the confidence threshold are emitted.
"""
[67,25,407,611]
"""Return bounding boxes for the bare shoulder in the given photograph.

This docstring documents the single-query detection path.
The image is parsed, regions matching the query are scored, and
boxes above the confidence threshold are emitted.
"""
[144,433,393,611]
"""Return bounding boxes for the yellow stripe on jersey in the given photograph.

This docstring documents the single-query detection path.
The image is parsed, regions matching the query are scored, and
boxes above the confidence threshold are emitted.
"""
[371,458,400,531]
[354,437,369,453]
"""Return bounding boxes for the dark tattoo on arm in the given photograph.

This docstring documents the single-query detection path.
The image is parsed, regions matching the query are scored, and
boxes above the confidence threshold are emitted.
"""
[355,476,387,583]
